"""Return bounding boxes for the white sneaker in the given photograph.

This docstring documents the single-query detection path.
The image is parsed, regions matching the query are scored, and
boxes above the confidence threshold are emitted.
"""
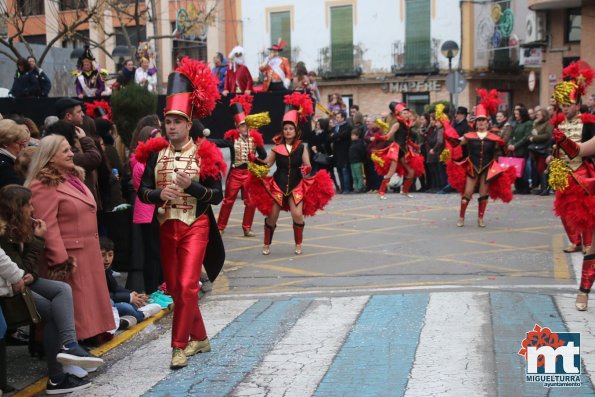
[62,364,88,379]
[379,195,387,200]
[139,303,162,319]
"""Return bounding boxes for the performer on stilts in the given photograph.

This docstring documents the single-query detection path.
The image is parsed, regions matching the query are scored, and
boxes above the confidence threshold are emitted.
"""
[246,92,335,256]
[136,57,226,368]
[210,94,268,236]
[547,60,595,310]
[445,89,517,227]
[380,102,425,198]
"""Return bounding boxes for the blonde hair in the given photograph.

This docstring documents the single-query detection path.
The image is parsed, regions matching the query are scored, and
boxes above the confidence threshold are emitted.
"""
[0,119,30,147]
[25,135,67,187]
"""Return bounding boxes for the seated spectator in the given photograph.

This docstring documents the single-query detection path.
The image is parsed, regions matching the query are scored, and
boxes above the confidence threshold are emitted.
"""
[100,237,161,329]
[0,119,30,188]
[0,184,103,394]
[25,135,116,345]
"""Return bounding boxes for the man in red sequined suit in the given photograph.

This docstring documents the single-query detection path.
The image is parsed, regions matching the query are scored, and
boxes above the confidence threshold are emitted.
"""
[137,58,226,369]
[211,99,266,236]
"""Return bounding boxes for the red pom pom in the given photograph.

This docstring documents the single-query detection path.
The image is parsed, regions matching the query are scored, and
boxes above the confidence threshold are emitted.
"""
[550,112,565,127]
[581,113,595,125]
[176,57,221,119]
[563,61,594,97]
[283,92,314,122]
[134,137,169,163]
[230,94,253,115]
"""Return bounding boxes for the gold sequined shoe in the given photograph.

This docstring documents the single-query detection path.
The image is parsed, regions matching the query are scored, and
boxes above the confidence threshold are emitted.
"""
[183,338,211,357]
[576,292,589,311]
[262,245,270,255]
[243,229,256,237]
[170,348,187,369]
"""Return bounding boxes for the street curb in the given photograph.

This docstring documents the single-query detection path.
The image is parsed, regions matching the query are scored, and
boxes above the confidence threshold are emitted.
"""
[11,307,172,397]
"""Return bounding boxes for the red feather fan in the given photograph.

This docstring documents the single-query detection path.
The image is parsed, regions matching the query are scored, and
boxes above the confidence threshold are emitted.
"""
[581,113,595,125]
[230,94,253,115]
[283,92,314,122]
[176,57,221,119]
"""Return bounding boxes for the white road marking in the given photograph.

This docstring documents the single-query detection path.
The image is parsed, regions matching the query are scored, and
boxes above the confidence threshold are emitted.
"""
[231,296,369,397]
[72,299,257,397]
[405,292,495,397]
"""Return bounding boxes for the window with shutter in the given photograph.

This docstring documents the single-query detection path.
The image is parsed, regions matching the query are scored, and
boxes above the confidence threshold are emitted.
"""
[330,5,353,74]
[405,0,431,72]
[270,11,292,64]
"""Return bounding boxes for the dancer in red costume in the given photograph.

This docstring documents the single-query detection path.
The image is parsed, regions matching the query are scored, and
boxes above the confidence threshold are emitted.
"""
[548,61,595,310]
[210,94,267,236]
[246,92,335,255]
[136,57,226,368]
[379,102,425,198]
[369,118,399,199]
[445,89,516,227]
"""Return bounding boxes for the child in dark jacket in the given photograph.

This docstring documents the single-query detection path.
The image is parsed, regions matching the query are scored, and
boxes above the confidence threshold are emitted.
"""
[101,237,161,329]
[348,129,367,192]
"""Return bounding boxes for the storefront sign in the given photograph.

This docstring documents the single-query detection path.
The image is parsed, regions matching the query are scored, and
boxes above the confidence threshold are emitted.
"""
[520,47,542,68]
[386,80,442,93]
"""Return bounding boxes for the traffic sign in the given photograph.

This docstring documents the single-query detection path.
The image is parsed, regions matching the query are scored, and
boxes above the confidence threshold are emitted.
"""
[446,71,466,94]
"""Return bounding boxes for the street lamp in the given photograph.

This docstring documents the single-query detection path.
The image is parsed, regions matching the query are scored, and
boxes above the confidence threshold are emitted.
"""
[441,40,459,112]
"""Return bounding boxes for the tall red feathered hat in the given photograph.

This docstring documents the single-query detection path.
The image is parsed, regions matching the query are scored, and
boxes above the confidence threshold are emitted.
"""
[554,60,594,106]
[165,57,220,120]
[230,94,253,126]
[269,38,286,52]
[282,92,314,127]
[85,99,112,121]
[475,88,503,119]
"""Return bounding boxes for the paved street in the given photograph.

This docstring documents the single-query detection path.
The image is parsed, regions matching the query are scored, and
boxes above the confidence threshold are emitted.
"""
[9,192,595,396]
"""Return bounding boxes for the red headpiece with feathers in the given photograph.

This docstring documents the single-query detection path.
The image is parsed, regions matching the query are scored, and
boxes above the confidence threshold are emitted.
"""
[283,92,314,124]
[85,99,112,121]
[269,38,287,52]
[475,88,503,118]
[230,94,253,115]
[561,60,594,103]
[165,57,220,120]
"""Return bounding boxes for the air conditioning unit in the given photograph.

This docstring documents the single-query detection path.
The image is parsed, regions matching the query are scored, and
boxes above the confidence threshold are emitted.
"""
[526,11,546,43]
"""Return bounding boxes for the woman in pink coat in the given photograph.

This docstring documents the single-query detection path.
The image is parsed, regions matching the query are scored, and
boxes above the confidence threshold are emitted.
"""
[25,135,115,341]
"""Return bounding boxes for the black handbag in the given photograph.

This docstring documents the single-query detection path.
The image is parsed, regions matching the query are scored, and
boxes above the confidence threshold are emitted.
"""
[313,152,332,167]
[528,140,551,156]
[0,287,41,328]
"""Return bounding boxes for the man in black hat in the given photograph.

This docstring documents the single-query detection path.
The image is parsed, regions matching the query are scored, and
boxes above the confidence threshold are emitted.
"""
[75,46,105,98]
[55,97,84,127]
[453,106,471,137]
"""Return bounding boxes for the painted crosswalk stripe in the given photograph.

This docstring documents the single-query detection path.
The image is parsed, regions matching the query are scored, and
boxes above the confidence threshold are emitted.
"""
[231,296,369,397]
[145,299,311,397]
[313,294,430,397]
[404,292,495,396]
[71,300,256,397]
[491,292,594,396]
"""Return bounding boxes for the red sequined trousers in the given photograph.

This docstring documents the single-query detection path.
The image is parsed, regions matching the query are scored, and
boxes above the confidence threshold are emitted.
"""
[160,215,209,349]
[217,168,256,232]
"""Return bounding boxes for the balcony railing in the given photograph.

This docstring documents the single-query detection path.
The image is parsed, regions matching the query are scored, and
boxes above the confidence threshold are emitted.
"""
[391,39,439,75]
[317,45,362,80]
[488,46,521,73]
